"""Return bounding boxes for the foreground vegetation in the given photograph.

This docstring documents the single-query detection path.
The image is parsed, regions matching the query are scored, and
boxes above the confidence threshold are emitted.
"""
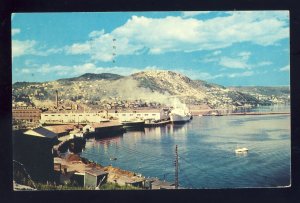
[34,182,140,190]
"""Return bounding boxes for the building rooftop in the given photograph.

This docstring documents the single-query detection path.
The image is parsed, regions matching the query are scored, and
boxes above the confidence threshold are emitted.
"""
[24,127,58,139]
[85,168,108,176]
[151,179,174,186]
[108,108,163,113]
[42,108,163,114]
[44,124,76,134]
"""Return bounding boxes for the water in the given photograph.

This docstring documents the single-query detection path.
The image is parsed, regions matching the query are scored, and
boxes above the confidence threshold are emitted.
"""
[234,104,290,113]
[81,106,290,189]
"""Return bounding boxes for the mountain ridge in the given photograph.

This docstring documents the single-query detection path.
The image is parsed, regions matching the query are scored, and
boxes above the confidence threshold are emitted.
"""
[12,70,290,110]
[58,73,124,82]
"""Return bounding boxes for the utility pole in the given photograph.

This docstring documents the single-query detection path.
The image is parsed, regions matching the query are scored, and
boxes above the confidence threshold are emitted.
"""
[175,145,179,189]
[55,90,58,109]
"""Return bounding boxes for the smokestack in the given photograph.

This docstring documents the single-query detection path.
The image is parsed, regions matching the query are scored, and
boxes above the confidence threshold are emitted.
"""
[55,90,58,108]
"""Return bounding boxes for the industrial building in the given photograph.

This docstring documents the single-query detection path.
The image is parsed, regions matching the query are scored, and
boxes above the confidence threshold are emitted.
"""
[40,108,169,124]
[108,109,169,121]
[12,107,42,123]
[40,112,107,124]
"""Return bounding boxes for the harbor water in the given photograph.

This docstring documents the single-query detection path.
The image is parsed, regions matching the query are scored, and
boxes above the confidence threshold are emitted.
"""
[81,106,290,189]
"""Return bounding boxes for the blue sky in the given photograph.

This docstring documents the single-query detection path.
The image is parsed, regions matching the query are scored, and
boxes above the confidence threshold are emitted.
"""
[12,11,290,86]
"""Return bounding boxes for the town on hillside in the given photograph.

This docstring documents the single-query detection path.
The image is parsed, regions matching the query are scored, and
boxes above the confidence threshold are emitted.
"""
[12,71,290,190]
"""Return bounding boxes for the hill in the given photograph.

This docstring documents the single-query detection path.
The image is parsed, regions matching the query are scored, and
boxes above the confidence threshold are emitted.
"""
[12,70,289,110]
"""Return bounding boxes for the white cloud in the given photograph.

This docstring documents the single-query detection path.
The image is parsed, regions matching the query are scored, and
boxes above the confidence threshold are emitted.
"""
[202,58,219,63]
[12,28,20,36]
[256,61,273,67]
[89,30,105,38]
[21,68,31,74]
[43,47,64,55]
[181,70,254,80]
[66,11,289,62]
[12,40,64,58]
[196,72,224,80]
[238,51,251,60]
[17,61,256,82]
[182,11,211,18]
[12,40,37,58]
[219,56,250,69]
[227,71,254,78]
[19,63,148,77]
[279,64,290,72]
[66,43,91,54]
[213,50,222,56]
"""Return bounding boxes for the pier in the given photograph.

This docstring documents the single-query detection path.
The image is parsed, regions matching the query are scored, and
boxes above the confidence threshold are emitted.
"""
[224,112,290,116]
[144,120,171,127]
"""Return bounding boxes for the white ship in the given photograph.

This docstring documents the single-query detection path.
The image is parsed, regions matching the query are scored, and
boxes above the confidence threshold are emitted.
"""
[235,147,248,153]
[235,145,249,154]
[169,108,191,123]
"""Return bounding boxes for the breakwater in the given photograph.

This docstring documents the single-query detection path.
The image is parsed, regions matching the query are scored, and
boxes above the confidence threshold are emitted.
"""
[202,112,290,116]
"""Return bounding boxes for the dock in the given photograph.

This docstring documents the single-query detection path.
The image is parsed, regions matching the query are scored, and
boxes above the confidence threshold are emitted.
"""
[144,120,171,127]
[83,121,125,138]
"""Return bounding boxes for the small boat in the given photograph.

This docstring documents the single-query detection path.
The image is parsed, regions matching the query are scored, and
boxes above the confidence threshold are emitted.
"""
[235,147,249,153]
[110,157,117,161]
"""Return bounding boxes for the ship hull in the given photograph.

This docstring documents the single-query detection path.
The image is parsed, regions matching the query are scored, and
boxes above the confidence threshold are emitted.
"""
[170,114,190,123]
[121,121,145,128]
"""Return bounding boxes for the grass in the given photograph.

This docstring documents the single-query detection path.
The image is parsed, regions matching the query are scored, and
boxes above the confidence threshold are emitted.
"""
[34,182,141,190]
[35,182,91,190]
[99,183,141,190]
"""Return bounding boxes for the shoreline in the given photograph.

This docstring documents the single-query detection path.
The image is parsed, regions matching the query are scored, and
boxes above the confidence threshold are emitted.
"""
[56,149,175,190]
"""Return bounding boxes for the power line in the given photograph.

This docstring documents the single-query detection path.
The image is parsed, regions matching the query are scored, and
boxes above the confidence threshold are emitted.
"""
[13,160,36,189]
[82,142,200,188]
[175,145,178,189]
[178,155,203,171]
[179,167,195,189]
[82,142,176,182]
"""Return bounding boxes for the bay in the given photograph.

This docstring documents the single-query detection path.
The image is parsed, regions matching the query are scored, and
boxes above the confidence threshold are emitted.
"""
[81,106,291,188]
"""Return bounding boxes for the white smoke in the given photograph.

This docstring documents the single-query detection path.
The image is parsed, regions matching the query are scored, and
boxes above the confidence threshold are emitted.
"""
[109,77,188,110]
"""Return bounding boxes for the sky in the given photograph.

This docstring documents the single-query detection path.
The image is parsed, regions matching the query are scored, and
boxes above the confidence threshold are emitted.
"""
[11,11,290,86]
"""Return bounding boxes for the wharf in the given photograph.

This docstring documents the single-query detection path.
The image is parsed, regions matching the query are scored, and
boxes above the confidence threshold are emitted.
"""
[144,120,171,127]
[83,121,125,138]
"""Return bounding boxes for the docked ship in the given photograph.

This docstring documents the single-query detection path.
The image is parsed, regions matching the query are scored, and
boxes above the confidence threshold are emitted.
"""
[121,119,145,128]
[169,108,192,123]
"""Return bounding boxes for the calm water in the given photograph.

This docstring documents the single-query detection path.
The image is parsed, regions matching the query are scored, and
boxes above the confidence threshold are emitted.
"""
[81,106,290,189]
